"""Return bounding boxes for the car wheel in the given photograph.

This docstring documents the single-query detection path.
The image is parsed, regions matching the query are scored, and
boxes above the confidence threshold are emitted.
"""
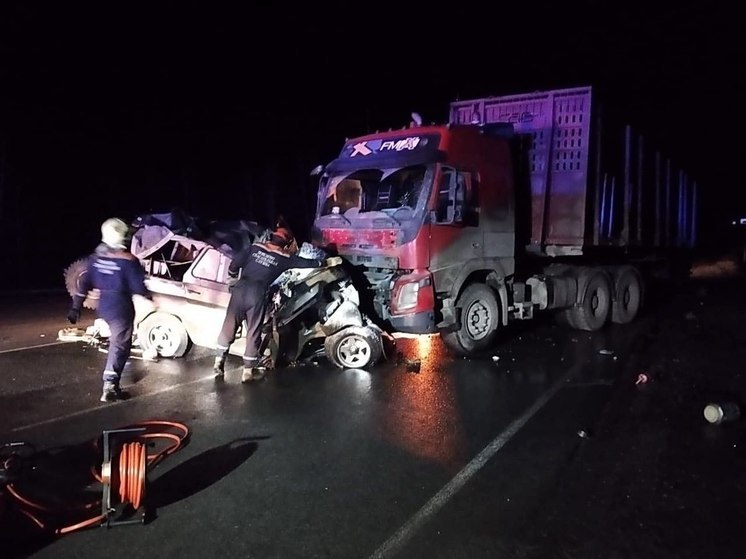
[137,312,190,358]
[324,326,382,369]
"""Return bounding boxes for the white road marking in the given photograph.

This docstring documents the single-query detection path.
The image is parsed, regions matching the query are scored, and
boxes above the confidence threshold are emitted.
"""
[369,365,580,559]
[9,365,243,433]
[0,340,70,354]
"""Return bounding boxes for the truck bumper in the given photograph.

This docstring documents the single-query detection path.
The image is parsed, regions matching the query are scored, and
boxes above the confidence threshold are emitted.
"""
[389,311,437,334]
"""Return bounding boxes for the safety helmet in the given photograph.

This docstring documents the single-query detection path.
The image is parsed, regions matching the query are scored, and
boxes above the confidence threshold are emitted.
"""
[101,217,129,249]
[269,226,294,248]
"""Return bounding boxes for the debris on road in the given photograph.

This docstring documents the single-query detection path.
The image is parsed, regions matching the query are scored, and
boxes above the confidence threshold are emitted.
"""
[635,372,650,385]
[492,355,500,363]
[599,349,614,355]
[57,327,87,342]
[405,359,421,373]
[577,429,591,439]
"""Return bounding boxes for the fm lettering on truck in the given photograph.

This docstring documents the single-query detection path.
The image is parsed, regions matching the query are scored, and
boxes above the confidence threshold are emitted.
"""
[348,136,426,158]
[380,137,421,152]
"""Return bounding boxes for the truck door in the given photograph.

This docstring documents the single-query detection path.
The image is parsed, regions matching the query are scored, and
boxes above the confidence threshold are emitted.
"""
[429,167,482,283]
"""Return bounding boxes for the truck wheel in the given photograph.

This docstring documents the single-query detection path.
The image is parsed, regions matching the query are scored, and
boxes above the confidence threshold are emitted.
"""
[137,312,190,358]
[324,326,382,369]
[555,307,578,329]
[611,267,642,324]
[441,283,500,356]
[572,271,611,331]
[63,258,100,310]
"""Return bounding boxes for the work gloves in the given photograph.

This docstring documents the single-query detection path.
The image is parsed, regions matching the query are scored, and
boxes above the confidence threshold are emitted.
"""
[67,308,81,324]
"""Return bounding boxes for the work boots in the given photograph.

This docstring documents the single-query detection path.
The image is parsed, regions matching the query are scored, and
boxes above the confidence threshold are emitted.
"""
[213,356,226,378]
[100,381,125,403]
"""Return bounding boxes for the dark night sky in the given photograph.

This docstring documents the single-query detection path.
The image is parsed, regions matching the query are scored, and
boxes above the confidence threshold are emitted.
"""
[0,1,743,289]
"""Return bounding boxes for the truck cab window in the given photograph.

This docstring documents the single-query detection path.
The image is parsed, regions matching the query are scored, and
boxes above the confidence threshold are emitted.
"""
[321,177,363,215]
[319,166,427,217]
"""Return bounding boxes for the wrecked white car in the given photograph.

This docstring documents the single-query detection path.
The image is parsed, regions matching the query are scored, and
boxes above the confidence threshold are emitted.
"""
[63,212,385,369]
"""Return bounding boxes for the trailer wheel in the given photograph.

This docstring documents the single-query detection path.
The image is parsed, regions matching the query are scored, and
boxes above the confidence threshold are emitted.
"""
[325,326,382,369]
[571,271,611,331]
[611,267,642,324]
[555,307,578,329]
[136,312,190,358]
[441,283,500,356]
[63,258,100,310]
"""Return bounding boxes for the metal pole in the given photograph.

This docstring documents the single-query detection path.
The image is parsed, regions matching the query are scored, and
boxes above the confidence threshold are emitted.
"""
[654,152,661,247]
[678,170,685,247]
[593,106,603,245]
[0,140,5,224]
[684,172,689,248]
[690,181,698,247]
[637,134,644,245]
[623,125,632,246]
[665,159,671,247]
[600,173,608,242]
[608,176,616,239]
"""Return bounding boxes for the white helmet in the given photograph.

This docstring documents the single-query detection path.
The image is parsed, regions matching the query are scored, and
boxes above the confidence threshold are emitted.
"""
[101,217,129,249]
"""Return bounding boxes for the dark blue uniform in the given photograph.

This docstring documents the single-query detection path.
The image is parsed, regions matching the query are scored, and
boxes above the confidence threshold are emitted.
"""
[72,244,151,384]
[217,241,323,367]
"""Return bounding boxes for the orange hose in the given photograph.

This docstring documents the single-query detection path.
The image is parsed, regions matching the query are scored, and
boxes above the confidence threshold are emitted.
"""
[119,442,146,510]
[4,420,189,535]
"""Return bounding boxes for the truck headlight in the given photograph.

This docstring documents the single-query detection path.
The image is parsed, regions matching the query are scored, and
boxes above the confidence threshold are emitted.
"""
[390,271,434,316]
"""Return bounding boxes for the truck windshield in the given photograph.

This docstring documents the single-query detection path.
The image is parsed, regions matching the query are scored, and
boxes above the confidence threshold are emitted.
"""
[318,164,431,223]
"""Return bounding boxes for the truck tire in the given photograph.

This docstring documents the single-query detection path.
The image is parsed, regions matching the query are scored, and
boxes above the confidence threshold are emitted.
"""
[555,307,579,329]
[571,270,611,331]
[441,283,500,356]
[324,326,382,369]
[63,258,100,310]
[136,312,190,358]
[611,266,642,324]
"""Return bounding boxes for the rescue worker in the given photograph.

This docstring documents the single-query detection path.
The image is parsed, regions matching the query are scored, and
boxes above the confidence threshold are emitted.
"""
[67,217,152,402]
[213,225,324,383]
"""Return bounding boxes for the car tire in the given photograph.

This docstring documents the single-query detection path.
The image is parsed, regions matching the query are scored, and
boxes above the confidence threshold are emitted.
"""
[136,312,191,358]
[324,326,382,369]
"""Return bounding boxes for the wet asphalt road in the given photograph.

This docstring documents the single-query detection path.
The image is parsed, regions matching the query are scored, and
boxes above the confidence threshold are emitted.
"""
[1,291,654,558]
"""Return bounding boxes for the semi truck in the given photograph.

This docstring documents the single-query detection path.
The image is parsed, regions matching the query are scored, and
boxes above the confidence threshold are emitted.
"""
[312,86,698,356]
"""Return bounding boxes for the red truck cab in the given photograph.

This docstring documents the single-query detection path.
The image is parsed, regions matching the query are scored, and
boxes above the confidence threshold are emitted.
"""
[314,123,517,337]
